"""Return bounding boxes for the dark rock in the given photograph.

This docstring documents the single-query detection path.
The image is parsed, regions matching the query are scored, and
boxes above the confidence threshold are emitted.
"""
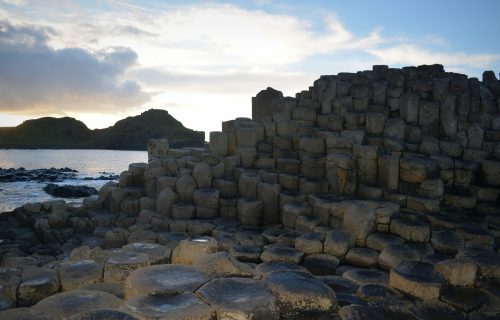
[0,167,78,183]
[43,184,98,198]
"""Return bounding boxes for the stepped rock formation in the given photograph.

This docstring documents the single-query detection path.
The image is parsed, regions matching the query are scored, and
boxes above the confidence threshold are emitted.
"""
[1,64,500,319]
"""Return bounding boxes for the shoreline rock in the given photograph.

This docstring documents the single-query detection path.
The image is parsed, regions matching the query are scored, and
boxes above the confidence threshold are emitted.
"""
[43,184,98,198]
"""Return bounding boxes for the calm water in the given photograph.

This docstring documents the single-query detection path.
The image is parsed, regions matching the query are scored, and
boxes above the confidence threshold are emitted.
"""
[0,149,147,212]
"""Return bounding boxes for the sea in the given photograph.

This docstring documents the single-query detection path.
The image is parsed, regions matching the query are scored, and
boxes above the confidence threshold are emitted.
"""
[0,149,147,213]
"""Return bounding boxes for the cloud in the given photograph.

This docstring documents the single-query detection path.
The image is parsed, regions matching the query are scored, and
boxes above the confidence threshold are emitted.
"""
[0,20,151,114]
[0,0,25,6]
[367,44,500,71]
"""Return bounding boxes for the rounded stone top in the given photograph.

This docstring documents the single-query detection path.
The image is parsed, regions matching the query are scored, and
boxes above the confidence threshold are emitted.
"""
[125,264,209,299]
[392,261,444,284]
[197,277,278,318]
[31,290,124,319]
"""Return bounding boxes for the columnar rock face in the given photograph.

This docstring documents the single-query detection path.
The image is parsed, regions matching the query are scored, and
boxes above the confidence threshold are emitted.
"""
[2,64,500,319]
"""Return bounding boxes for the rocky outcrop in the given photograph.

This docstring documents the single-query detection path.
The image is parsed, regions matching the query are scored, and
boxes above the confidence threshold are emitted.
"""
[43,184,98,198]
[1,64,500,319]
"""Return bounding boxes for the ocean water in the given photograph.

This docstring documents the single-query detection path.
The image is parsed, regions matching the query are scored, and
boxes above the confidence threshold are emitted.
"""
[0,149,147,212]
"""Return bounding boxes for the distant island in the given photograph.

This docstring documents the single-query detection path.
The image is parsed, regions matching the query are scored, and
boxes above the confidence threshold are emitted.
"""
[0,109,205,150]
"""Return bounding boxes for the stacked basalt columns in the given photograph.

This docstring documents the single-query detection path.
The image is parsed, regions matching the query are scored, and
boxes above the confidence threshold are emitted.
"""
[100,65,500,277]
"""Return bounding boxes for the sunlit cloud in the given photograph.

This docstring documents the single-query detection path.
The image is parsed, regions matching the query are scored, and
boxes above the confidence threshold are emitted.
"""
[0,20,151,115]
[367,44,500,72]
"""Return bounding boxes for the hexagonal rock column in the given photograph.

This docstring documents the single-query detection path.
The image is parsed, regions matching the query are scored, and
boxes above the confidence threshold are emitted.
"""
[237,198,263,226]
[17,268,60,307]
[125,292,215,320]
[103,251,151,282]
[193,252,255,278]
[30,290,124,319]
[378,244,420,270]
[389,261,445,300]
[342,202,375,246]
[193,188,220,219]
[171,237,218,266]
[197,277,279,320]
[58,259,103,291]
[0,267,20,307]
[390,218,430,242]
[254,262,309,277]
[124,264,209,300]
[260,246,304,264]
[121,242,171,265]
[342,268,389,286]
[264,271,337,316]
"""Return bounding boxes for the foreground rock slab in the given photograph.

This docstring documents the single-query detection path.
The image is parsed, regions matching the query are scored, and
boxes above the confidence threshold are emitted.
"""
[125,292,215,320]
[197,277,279,320]
[30,289,124,319]
[124,264,209,300]
[389,261,445,300]
[263,270,337,316]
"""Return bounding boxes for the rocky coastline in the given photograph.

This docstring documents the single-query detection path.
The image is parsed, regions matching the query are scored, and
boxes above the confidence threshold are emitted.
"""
[1,64,500,319]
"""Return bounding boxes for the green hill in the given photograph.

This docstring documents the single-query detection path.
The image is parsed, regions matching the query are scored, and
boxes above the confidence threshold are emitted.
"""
[0,109,205,150]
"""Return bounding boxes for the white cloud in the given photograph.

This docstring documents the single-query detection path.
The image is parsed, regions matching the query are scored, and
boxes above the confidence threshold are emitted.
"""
[367,44,500,71]
[0,0,25,6]
[0,20,151,114]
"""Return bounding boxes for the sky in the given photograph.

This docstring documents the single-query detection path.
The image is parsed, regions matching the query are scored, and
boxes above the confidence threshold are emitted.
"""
[1,0,499,138]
